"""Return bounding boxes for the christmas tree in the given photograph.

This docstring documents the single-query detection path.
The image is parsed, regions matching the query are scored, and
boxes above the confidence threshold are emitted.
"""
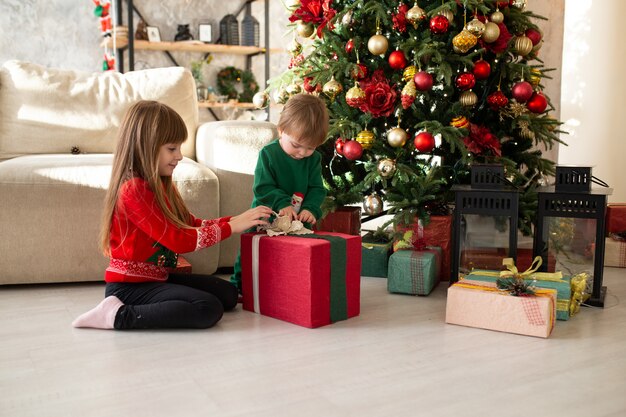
[261,0,562,238]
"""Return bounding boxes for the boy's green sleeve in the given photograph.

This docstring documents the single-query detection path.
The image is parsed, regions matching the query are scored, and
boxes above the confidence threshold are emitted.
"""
[253,149,292,211]
[301,151,326,220]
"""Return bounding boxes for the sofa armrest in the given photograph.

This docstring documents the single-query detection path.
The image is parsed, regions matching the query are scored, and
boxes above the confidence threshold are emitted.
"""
[195,120,277,267]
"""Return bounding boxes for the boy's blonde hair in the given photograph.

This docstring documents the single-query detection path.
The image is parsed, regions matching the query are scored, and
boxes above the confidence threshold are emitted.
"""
[277,94,329,147]
[99,100,192,256]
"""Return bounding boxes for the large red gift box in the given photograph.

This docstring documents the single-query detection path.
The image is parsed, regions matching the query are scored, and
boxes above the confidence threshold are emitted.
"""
[606,204,626,234]
[314,206,361,235]
[241,231,361,328]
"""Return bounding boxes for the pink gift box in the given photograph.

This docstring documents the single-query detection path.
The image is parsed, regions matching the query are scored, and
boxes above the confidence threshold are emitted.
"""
[445,281,557,338]
[604,237,626,268]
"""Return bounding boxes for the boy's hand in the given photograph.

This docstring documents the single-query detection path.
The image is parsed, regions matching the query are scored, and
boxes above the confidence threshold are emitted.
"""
[298,209,317,225]
[278,206,297,221]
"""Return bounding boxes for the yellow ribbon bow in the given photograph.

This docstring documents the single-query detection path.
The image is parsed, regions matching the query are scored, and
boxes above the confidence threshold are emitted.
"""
[501,256,564,282]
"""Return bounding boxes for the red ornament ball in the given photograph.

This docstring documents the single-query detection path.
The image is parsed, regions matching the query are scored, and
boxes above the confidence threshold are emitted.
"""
[303,77,321,93]
[487,90,509,110]
[511,81,534,103]
[527,91,548,113]
[388,50,407,70]
[335,138,345,155]
[429,15,450,34]
[345,39,355,54]
[414,132,436,153]
[413,71,434,91]
[525,28,542,46]
[455,72,476,91]
[352,63,368,80]
[473,60,491,80]
[342,140,363,160]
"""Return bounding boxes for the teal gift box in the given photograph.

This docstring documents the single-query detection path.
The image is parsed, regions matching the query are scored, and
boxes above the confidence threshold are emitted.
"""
[387,248,441,295]
[361,234,391,278]
[463,270,572,321]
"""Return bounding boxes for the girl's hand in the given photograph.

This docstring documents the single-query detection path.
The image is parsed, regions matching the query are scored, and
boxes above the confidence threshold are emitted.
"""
[228,206,272,234]
[298,209,317,225]
[278,206,297,221]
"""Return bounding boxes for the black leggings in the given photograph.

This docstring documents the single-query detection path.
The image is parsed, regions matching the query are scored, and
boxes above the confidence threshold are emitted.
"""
[105,274,238,330]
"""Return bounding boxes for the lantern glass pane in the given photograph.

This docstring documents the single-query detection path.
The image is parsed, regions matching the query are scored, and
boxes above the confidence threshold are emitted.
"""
[459,214,511,274]
[544,216,596,283]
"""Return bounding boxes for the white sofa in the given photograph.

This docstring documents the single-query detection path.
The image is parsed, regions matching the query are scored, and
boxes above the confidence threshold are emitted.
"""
[0,61,277,285]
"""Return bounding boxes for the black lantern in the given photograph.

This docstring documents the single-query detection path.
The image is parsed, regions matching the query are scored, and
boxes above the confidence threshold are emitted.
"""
[533,166,612,307]
[241,13,260,47]
[219,14,239,45]
[450,164,520,283]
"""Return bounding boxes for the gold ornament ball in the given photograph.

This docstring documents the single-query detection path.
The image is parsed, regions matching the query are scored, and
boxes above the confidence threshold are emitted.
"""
[252,91,270,109]
[438,9,454,25]
[286,38,303,56]
[346,83,366,107]
[459,90,478,107]
[296,21,314,38]
[387,127,408,148]
[286,83,302,96]
[490,10,504,24]
[514,35,533,56]
[403,65,417,82]
[377,158,397,179]
[274,87,290,105]
[363,194,383,216]
[529,68,542,87]
[356,129,375,150]
[452,30,478,54]
[450,116,470,129]
[482,22,501,43]
[406,5,427,26]
[402,79,417,97]
[466,18,486,37]
[368,33,389,56]
[323,77,343,101]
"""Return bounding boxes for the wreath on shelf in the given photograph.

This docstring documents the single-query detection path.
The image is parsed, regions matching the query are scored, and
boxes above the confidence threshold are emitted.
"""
[216,66,259,103]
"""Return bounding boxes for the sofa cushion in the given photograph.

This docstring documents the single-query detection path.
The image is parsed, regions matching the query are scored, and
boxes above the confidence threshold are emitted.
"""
[196,120,277,267]
[0,154,218,284]
[0,61,198,161]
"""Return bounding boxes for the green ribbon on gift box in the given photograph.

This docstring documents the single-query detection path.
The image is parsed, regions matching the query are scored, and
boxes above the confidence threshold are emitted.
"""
[294,234,348,322]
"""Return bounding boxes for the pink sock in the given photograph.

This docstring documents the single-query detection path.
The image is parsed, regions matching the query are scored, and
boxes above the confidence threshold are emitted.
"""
[72,296,124,329]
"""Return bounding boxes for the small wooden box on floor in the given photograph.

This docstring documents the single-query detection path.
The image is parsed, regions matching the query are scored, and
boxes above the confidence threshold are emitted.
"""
[446,281,557,338]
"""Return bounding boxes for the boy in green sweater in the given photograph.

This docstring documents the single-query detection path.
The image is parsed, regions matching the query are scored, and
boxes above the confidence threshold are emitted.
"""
[231,94,329,292]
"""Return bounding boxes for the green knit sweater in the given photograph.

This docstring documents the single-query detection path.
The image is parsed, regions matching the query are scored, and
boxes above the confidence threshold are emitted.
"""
[252,139,326,220]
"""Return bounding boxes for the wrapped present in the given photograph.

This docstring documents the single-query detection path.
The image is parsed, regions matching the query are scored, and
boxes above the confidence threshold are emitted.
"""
[446,280,557,338]
[606,204,626,234]
[240,231,361,328]
[460,248,557,273]
[361,233,391,278]
[604,236,626,268]
[314,206,361,235]
[464,257,572,320]
[166,256,192,274]
[394,215,452,281]
[387,247,442,296]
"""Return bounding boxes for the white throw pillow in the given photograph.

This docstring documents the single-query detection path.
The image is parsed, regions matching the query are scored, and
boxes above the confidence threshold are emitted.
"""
[0,60,198,161]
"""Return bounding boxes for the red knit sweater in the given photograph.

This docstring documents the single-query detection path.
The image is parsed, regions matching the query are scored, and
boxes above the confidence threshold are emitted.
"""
[105,178,232,283]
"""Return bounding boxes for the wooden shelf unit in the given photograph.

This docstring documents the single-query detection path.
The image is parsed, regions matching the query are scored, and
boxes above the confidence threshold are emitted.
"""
[104,38,266,55]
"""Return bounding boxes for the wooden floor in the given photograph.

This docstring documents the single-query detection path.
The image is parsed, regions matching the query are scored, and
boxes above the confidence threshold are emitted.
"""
[1,269,625,417]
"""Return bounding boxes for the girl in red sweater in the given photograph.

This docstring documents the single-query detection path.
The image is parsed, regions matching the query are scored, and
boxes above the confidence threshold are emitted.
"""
[72,100,272,330]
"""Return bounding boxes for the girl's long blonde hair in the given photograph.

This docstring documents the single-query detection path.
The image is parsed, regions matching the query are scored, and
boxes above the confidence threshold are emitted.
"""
[100,100,192,256]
